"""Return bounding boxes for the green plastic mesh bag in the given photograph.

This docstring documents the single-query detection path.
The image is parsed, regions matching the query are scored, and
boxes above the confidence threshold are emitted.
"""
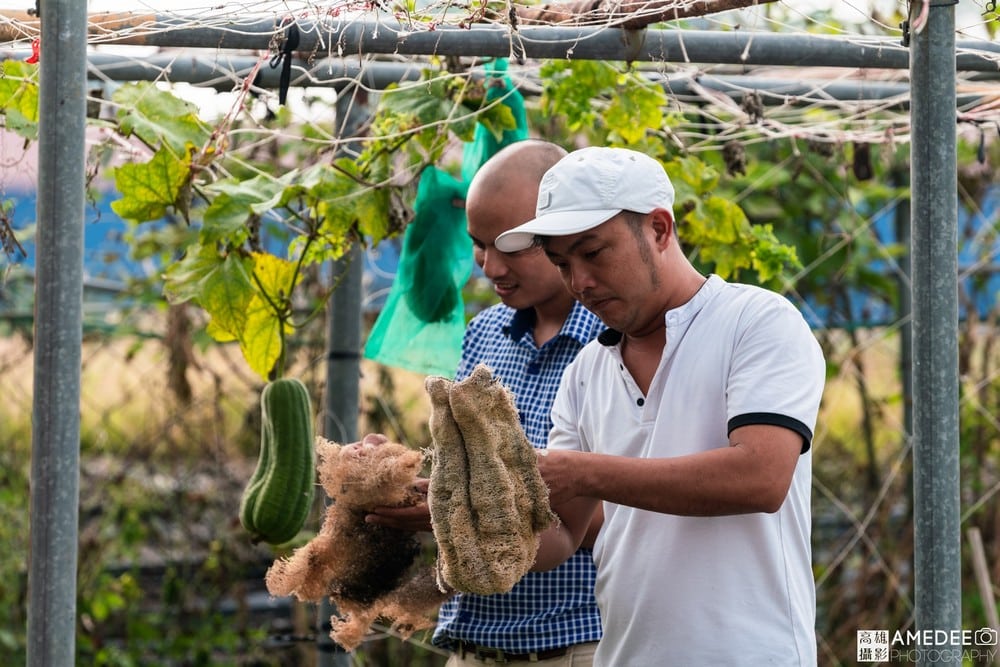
[363,166,471,375]
[364,59,528,376]
[461,58,529,182]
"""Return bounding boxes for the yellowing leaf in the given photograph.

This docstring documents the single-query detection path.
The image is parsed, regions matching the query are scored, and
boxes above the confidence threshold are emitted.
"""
[111,146,190,222]
[252,251,299,307]
[206,317,237,343]
[199,253,255,341]
[239,292,283,380]
[605,75,666,145]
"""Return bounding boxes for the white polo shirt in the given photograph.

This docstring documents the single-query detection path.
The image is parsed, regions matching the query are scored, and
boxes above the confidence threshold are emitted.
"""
[548,275,825,667]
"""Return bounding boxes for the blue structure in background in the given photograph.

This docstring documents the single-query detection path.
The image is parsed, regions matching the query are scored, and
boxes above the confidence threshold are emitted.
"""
[0,189,401,317]
[792,184,1000,330]
[3,185,999,329]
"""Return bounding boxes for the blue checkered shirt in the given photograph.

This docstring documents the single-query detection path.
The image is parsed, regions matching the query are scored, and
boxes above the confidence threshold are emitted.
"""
[433,300,606,653]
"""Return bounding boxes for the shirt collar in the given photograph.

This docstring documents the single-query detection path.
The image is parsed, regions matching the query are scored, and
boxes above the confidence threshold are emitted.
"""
[504,308,536,342]
[597,275,723,347]
[503,301,601,346]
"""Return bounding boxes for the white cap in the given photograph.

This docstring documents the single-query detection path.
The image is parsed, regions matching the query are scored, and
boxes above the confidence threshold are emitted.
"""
[494,146,675,253]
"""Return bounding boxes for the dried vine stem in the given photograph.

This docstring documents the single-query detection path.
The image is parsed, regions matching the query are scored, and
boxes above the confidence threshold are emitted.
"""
[516,0,781,29]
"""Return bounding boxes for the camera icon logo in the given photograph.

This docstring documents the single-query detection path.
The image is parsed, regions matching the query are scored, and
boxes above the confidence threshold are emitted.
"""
[976,627,998,646]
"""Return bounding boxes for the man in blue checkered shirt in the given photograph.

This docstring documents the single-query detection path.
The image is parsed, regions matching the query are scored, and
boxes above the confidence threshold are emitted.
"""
[369,140,604,665]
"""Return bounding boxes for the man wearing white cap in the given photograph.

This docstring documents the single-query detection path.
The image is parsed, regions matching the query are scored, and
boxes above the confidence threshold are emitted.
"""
[496,146,826,666]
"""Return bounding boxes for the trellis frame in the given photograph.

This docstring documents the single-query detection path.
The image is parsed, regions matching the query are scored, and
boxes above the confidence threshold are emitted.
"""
[19,3,976,666]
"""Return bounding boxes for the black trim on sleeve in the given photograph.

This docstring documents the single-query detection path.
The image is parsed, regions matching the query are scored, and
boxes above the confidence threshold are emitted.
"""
[727,412,813,454]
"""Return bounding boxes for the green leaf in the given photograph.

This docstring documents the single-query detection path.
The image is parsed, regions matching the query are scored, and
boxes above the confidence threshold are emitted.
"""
[684,196,752,278]
[749,223,802,284]
[325,158,391,241]
[0,61,39,140]
[202,172,297,241]
[112,82,211,155]
[206,316,238,343]
[287,161,389,264]
[474,101,517,142]
[163,242,252,311]
[110,146,191,222]
[605,74,666,145]
[540,60,617,132]
[665,156,720,198]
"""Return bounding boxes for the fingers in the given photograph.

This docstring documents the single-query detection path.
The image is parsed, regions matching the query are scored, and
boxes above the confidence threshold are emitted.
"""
[365,502,433,532]
[341,433,391,458]
[361,433,389,446]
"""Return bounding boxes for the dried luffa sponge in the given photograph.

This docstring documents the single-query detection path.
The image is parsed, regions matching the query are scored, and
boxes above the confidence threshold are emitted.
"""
[264,436,452,651]
[427,364,557,595]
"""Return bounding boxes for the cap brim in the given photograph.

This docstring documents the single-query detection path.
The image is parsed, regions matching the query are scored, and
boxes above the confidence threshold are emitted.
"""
[494,209,621,253]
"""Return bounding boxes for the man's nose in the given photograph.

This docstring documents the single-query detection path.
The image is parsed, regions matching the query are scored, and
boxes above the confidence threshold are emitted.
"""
[481,247,509,278]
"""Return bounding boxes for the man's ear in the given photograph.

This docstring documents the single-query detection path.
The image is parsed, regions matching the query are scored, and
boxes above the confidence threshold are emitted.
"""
[649,209,674,248]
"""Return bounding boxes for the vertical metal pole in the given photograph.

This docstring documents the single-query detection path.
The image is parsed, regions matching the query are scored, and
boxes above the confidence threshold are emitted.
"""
[909,1,961,662]
[27,0,87,665]
[317,86,370,667]
[894,171,912,439]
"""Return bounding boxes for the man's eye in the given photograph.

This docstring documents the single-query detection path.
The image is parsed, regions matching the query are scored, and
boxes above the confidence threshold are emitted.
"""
[583,247,603,260]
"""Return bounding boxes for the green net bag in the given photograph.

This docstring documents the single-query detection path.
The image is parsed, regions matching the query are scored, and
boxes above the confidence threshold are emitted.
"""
[461,58,529,181]
[363,166,471,375]
[364,59,528,376]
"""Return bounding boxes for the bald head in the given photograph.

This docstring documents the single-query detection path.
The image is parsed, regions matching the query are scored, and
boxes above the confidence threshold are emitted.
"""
[464,139,575,319]
[467,140,567,210]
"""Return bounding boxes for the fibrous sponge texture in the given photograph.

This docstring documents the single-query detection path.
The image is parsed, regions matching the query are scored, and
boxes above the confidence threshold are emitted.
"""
[427,364,556,595]
[261,364,556,650]
[264,437,450,651]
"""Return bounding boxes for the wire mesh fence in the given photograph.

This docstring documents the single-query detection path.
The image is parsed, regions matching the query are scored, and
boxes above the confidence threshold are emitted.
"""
[1,202,999,665]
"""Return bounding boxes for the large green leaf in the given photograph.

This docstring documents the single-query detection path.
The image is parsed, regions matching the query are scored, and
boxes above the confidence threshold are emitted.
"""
[325,158,391,241]
[666,156,720,199]
[111,146,191,223]
[474,101,517,142]
[163,242,252,310]
[112,83,211,155]
[202,172,298,242]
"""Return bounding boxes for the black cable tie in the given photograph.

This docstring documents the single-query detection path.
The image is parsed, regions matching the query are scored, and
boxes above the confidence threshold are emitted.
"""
[270,19,300,106]
[327,350,361,360]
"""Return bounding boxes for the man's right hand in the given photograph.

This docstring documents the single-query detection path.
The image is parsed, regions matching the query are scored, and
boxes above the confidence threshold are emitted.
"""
[365,478,433,532]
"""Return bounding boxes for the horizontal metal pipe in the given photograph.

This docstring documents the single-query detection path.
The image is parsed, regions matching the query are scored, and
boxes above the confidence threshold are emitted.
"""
[1,51,988,110]
[3,13,999,71]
